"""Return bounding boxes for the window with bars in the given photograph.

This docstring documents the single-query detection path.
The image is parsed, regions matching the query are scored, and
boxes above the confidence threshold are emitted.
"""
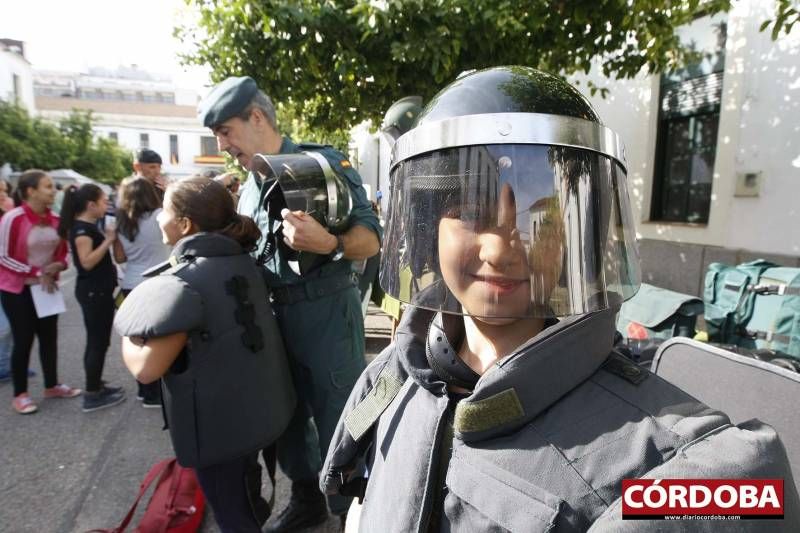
[651,15,727,224]
[200,136,219,156]
[170,134,179,164]
[140,133,149,149]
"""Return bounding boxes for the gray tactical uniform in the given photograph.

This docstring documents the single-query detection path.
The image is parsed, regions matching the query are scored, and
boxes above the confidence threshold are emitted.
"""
[322,305,799,531]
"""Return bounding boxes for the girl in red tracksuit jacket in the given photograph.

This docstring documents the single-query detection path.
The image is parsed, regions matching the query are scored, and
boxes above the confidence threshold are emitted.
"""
[0,169,80,414]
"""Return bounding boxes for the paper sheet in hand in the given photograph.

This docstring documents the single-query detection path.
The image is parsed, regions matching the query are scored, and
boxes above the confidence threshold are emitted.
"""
[30,284,66,318]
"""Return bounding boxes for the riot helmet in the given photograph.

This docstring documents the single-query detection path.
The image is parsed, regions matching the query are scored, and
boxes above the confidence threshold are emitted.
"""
[381,66,640,319]
[251,151,352,232]
[382,96,424,140]
[250,151,352,274]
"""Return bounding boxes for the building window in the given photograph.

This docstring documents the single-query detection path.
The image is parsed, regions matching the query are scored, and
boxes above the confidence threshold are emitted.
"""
[200,136,219,156]
[12,74,21,102]
[140,133,149,149]
[651,14,727,224]
[109,132,118,142]
[170,134,179,164]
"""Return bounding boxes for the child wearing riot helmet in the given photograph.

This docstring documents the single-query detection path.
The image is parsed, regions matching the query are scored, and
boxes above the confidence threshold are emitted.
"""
[321,67,798,531]
[114,177,296,533]
[58,184,125,413]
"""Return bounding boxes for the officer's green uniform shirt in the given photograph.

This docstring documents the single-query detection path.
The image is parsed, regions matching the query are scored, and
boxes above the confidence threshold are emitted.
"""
[237,136,382,287]
[236,136,380,515]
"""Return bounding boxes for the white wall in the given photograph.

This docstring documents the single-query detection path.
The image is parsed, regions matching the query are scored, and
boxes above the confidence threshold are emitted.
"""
[349,122,380,203]
[0,50,35,111]
[723,1,800,256]
[574,0,800,257]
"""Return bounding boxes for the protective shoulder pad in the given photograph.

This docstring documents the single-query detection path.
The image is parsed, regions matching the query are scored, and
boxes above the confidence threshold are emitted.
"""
[591,420,800,531]
[114,275,204,338]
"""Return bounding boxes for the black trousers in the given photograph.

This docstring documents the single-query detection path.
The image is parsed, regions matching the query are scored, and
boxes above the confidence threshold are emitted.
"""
[0,287,59,396]
[194,452,270,533]
[75,283,115,392]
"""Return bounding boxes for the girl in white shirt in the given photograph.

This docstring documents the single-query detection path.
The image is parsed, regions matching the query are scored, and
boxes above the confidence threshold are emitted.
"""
[113,176,170,407]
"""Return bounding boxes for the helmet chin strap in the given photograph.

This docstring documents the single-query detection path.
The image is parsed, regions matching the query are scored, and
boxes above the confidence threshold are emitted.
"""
[425,312,480,390]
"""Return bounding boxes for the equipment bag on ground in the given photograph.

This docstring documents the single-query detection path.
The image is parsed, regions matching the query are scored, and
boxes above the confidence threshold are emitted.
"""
[88,458,205,533]
[704,259,800,359]
[616,282,704,362]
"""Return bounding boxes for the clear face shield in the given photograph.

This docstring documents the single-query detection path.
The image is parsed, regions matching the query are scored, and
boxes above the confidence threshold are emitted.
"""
[380,144,641,319]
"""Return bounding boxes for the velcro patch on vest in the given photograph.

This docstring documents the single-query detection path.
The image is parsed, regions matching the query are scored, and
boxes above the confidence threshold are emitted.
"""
[603,351,648,385]
[454,388,525,434]
[344,368,405,441]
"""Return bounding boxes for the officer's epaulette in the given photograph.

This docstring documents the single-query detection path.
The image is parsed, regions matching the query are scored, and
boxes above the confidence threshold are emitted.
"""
[603,350,649,385]
[297,141,331,150]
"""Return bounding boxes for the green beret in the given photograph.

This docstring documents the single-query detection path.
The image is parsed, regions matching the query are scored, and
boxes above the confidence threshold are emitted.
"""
[198,76,258,128]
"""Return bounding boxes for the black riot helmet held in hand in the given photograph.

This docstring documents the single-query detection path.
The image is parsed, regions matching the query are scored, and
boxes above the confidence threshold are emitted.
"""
[380,66,641,319]
[250,151,352,233]
[249,151,353,274]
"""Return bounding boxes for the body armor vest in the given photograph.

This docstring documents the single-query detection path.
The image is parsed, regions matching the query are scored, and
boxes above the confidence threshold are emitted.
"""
[115,233,297,468]
[322,306,799,531]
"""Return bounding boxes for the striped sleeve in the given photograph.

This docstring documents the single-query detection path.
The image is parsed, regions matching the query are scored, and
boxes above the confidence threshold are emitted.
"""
[0,209,36,275]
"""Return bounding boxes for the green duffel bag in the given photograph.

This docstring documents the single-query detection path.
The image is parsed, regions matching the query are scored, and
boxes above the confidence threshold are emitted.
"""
[741,266,800,357]
[703,259,774,345]
[617,283,704,343]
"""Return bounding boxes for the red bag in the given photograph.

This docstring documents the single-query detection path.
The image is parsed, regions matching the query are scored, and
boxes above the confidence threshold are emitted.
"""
[89,458,205,533]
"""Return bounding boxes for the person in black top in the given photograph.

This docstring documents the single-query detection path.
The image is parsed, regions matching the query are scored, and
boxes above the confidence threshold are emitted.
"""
[58,184,125,412]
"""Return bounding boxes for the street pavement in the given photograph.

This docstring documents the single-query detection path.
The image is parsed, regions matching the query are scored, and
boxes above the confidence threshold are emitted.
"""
[0,269,392,533]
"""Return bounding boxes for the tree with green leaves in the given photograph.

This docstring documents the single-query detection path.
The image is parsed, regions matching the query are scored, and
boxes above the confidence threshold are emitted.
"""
[178,0,795,143]
[0,102,132,184]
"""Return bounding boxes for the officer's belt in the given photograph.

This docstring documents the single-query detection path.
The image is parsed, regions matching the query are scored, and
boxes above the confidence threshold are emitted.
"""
[270,272,358,305]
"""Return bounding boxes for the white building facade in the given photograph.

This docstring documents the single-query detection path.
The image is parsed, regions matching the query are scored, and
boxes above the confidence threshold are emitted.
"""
[34,66,223,179]
[574,0,800,295]
[0,39,35,111]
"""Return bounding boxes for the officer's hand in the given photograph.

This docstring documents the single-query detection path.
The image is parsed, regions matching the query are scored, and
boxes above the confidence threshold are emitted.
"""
[154,175,168,191]
[281,209,337,254]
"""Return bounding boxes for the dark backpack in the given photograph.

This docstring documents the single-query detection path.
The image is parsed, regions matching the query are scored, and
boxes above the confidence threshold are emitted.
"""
[89,458,205,533]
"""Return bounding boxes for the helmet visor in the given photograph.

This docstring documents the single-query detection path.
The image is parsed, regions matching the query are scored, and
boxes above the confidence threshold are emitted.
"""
[380,144,640,318]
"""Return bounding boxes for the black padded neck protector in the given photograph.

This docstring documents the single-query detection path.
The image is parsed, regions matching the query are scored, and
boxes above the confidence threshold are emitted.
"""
[426,313,481,390]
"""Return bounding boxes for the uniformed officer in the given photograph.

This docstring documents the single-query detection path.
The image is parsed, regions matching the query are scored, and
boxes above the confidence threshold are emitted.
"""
[321,67,800,531]
[198,77,381,531]
[132,149,168,200]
